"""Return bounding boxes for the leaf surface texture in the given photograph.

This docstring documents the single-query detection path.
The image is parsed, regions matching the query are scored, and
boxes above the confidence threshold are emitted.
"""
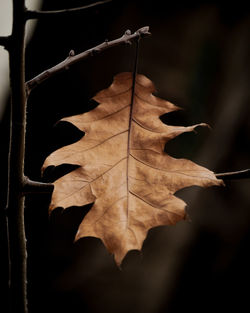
[43,72,222,265]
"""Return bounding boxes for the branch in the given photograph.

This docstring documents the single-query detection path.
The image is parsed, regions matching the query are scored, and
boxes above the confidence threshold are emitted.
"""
[0,35,11,49]
[22,177,54,194]
[26,26,150,94]
[7,1,28,311]
[25,0,112,20]
[216,169,250,180]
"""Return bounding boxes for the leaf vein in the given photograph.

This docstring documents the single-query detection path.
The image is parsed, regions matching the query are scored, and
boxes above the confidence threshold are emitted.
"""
[129,190,182,217]
[56,157,127,205]
[130,154,215,179]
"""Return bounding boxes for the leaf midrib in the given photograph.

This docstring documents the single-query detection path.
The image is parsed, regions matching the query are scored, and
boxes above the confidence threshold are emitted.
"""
[126,73,137,225]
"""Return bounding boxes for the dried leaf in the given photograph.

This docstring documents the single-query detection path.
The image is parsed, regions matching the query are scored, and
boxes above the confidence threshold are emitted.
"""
[43,72,223,265]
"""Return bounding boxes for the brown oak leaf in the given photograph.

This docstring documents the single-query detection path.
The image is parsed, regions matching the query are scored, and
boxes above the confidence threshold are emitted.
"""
[43,72,223,265]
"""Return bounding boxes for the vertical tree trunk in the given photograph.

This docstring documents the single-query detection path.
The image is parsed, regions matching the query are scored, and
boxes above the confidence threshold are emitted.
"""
[6,1,28,312]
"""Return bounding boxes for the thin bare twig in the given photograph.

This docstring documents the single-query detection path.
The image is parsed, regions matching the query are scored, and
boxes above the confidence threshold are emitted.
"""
[25,27,151,94]
[216,169,250,180]
[25,0,112,20]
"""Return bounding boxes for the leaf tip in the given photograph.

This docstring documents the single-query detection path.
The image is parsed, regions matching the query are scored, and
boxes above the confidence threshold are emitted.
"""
[74,230,81,243]
[200,122,211,129]
[48,204,55,215]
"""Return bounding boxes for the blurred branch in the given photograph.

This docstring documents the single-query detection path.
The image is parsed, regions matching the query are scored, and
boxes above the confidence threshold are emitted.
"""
[26,27,151,94]
[216,169,250,180]
[25,0,112,20]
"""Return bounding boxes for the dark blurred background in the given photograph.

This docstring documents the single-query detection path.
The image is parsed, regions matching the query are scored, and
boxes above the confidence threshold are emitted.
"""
[1,0,250,312]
